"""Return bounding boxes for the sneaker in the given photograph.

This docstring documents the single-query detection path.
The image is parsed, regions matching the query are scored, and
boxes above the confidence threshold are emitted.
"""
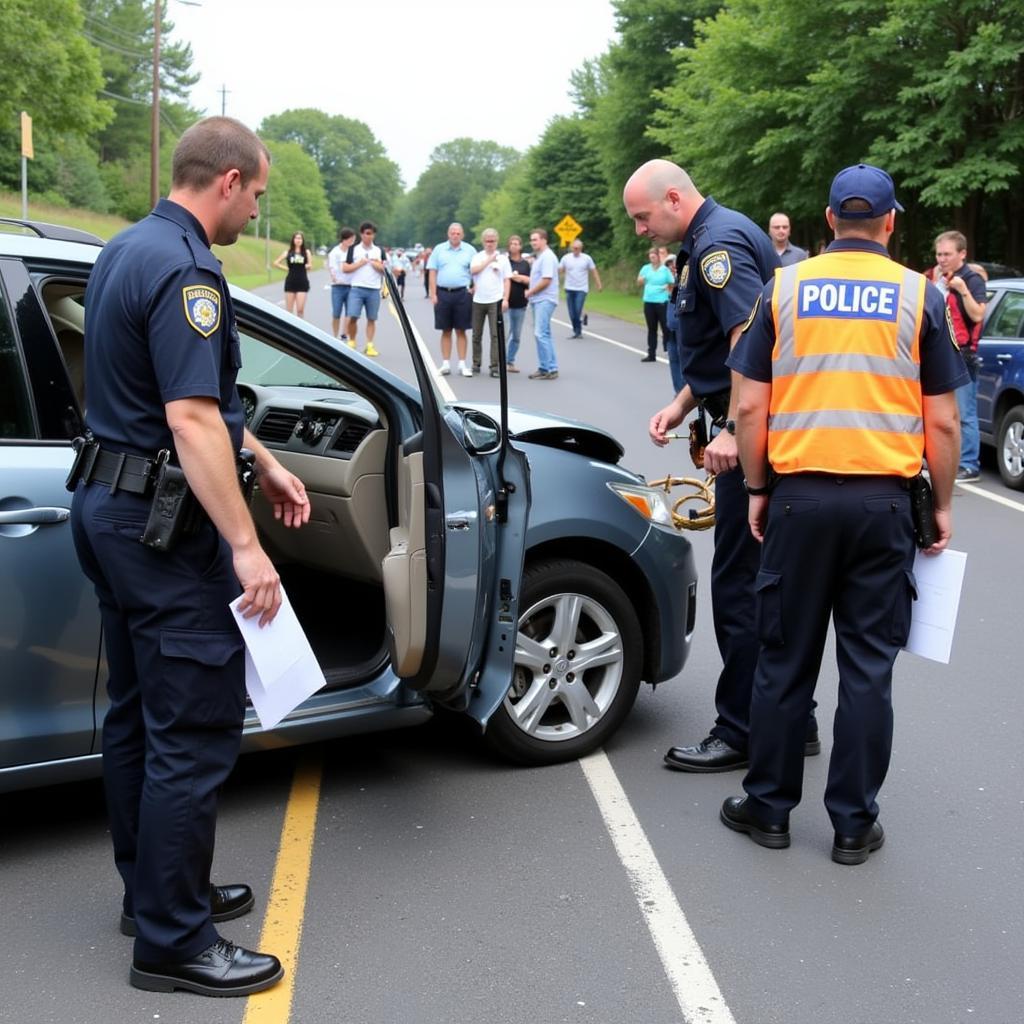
[439,360,451,375]
[527,369,547,379]
[582,314,588,325]
[507,363,519,373]
[955,467,980,482]
[459,361,473,377]
[346,339,356,349]
[472,364,481,374]
[364,343,379,357]
[489,367,500,378]
[339,334,348,343]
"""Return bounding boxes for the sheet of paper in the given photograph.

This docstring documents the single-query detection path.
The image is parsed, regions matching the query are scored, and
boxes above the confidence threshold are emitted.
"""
[904,548,967,664]
[230,587,327,730]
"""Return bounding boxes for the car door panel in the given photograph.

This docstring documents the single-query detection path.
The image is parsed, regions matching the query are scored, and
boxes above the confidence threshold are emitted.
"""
[0,266,100,770]
[382,270,531,703]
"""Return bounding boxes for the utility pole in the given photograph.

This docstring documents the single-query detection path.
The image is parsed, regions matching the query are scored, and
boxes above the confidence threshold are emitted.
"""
[219,84,229,116]
[150,0,162,208]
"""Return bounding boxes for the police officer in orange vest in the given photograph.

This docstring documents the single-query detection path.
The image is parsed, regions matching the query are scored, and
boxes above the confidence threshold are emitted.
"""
[721,164,967,864]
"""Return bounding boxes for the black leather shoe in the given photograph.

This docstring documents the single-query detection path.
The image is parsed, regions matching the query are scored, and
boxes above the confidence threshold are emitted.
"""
[720,796,790,849]
[121,883,254,937]
[131,938,283,996]
[832,821,885,865]
[640,354,657,362]
[664,736,748,772]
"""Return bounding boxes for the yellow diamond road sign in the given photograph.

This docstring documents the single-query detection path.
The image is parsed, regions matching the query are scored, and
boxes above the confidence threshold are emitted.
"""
[554,215,582,247]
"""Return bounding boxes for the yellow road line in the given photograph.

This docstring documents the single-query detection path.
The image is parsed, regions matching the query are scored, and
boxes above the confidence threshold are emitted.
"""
[242,753,323,1023]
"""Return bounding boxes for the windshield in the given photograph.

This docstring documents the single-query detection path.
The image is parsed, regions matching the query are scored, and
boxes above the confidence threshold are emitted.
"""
[238,331,339,389]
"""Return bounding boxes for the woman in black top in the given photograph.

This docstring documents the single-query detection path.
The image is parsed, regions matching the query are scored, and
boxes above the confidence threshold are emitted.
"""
[274,231,312,318]
[505,234,531,372]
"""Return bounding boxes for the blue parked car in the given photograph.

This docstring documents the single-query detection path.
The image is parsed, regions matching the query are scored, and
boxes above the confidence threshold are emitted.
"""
[0,219,698,792]
[977,278,1024,489]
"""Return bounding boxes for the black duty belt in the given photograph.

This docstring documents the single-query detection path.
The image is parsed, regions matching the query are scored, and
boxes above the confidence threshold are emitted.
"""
[436,285,467,292]
[85,447,164,496]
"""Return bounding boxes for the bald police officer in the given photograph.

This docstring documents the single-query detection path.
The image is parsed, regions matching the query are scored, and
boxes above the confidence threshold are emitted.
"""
[721,164,966,863]
[624,159,819,774]
[70,117,310,995]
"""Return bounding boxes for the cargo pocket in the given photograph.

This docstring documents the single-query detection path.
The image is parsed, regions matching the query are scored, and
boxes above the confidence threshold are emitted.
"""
[755,569,785,647]
[890,568,918,646]
[158,628,245,728]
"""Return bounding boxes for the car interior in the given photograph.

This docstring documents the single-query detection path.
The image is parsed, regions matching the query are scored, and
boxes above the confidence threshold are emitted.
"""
[37,277,432,691]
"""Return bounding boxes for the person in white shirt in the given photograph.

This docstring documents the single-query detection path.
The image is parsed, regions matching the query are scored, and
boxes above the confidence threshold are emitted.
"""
[327,226,355,343]
[558,239,602,338]
[342,221,385,357]
[469,228,512,376]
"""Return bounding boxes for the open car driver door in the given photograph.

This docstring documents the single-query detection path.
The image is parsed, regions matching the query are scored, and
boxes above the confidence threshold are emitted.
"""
[381,268,531,724]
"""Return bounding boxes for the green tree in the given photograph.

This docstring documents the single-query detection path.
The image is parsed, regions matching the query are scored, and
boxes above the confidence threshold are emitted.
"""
[522,117,611,257]
[581,0,722,259]
[263,140,334,248]
[260,109,402,230]
[81,0,198,165]
[0,0,111,135]
[404,138,520,245]
[651,0,1024,265]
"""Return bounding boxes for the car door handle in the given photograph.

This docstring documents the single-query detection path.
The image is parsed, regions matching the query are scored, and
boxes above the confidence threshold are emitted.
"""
[0,506,71,524]
[996,353,1013,362]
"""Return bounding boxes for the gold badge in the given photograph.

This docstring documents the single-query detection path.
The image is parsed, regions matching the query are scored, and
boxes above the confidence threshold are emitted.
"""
[700,250,731,289]
[678,262,690,288]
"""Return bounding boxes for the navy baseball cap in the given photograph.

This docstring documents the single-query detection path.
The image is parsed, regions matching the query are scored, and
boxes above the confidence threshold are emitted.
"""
[829,163,904,218]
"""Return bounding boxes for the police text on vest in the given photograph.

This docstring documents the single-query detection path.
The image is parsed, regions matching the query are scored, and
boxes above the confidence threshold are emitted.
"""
[798,279,899,321]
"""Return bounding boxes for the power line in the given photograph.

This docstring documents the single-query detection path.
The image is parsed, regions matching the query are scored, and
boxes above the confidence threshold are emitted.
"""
[82,12,147,44]
[83,29,151,59]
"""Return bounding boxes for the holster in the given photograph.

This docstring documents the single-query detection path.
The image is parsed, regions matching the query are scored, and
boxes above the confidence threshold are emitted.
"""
[140,452,202,552]
[65,436,99,492]
[909,473,937,549]
[700,388,731,428]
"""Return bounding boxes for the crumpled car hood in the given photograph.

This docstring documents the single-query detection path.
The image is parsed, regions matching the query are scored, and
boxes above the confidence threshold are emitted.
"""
[459,403,624,464]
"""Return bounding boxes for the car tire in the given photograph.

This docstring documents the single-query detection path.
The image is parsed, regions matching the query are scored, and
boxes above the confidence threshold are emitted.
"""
[997,404,1024,490]
[484,559,643,765]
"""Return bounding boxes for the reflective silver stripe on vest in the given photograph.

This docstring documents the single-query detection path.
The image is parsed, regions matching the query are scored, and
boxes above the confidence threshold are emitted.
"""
[768,410,923,434]
[773,264,921,380]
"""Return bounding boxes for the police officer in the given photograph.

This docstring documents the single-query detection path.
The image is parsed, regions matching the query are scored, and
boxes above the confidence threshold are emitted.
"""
[623,159,819,772]
[722,164,966,863]
[70,117,311,994]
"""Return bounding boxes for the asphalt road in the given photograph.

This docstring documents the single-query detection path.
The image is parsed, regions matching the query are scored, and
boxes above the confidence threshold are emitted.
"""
[3,267,1022,1024]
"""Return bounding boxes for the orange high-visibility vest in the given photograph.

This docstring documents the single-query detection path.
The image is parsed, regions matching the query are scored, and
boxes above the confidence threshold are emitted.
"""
[768,250,925,477]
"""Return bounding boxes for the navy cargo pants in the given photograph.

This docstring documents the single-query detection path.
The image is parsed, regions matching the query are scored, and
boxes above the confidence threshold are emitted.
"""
[71,481,245,963]
[742,474,917,834]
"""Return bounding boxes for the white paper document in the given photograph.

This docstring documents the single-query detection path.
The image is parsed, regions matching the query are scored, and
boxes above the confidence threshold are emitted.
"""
[904,548,967,664]
[229,587,326,730]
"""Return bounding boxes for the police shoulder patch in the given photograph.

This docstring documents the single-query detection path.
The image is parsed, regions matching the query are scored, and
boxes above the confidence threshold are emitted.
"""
[182,284,221,338]
[700,250,731,289]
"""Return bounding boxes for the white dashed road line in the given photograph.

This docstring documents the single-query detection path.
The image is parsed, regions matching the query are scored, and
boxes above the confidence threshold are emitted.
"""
[552,315,669,365]
[955,480,1024,512]
[580,749,738,1024]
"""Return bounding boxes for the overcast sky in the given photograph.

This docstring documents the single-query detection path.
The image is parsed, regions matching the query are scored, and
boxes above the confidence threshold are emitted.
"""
[166,0,619,188]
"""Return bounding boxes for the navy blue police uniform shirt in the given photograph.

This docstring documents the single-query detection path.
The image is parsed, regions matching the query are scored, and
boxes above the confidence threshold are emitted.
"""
[674,198,781,397]
[728,238,970,396]
[84,198,245,458]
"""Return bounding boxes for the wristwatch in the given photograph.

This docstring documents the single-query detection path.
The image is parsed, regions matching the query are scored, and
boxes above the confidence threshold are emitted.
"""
[724,418,736,435]
[743,479,771,495]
